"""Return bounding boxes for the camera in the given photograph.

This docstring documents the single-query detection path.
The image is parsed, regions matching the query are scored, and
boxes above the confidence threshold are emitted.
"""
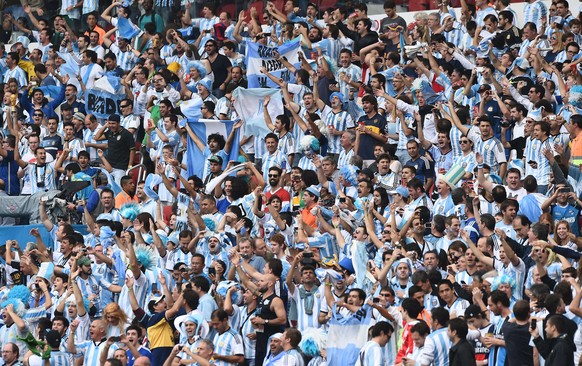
[37,182,45,188]
[110,336,122,342]
[373,297,380,303]
[500,120,514,128]
[300,251,316,266]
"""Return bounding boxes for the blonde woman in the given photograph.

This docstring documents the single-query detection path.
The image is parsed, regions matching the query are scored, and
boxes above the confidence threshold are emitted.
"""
[102,303,130,337]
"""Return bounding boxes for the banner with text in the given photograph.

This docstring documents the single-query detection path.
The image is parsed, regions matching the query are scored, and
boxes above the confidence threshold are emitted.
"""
[246,38,301,89]
[85,90,126,119]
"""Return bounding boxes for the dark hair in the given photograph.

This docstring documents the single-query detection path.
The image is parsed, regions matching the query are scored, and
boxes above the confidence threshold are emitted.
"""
[52,315,70,329]
[284,328,302,347]
[402,298,422,318]
[126,324,142,338]
[513,300,530,321]
[192,276,211,293]
[207,132,226,149]
[547,314,568,334]
[448,318,468,339]
[490,290,510,308]
[431,307,450,327]
[372,321,394,337]
[211,309,229,321]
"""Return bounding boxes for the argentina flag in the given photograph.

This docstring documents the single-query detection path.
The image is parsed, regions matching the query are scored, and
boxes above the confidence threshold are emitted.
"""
[327,304,373,366]
[185,119,240,179]
[232,87,284,140]
[246,37,301,88]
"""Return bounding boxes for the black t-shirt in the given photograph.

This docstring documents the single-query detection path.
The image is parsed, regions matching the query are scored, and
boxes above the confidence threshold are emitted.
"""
[208,54,232,89]
[105,127,135,169]
[502,321,534,366]
[357,112,387,160]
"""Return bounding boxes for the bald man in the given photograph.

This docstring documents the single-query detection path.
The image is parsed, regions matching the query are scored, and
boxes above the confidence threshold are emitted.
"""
[250,274,287,366]
[68,320,107,366]
[134,356,151,366]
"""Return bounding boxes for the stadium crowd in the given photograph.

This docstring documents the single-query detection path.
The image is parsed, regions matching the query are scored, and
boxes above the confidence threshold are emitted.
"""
[2,0,582,365]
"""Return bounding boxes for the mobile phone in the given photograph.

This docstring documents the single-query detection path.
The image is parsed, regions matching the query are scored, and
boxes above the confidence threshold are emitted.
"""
[151,283,158,293]
[41,196,49,202]
[531,319,536,330]
[208,267,216,276]
[110,336,122,342]
[339,197,346,203]
[475,67,484,73]
[373,297,380,303]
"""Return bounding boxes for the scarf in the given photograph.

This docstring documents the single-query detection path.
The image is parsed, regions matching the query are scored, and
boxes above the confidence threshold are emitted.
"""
[299,285,319,315]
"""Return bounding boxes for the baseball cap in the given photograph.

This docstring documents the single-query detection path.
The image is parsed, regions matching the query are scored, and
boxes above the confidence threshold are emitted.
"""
[208,155,223,164]
[388,186,410,198]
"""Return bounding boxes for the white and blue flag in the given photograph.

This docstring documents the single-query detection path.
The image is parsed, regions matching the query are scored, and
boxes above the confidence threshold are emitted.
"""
[232,87,285,139]
[186,119,240,179]
[246,38,301,88]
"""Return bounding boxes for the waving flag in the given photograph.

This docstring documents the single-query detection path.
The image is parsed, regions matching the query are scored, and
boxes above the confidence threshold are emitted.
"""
[246,38,301,88]
[117,17,142,40]
[327,304,373,366]
[186,119,240,179]
[232,87,284,138]
[180,94,204,122]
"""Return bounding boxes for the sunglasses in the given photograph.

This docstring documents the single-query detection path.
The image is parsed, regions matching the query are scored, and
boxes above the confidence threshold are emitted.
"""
[120,104,129,108]
[268,174,279,178]
[34,114,43,117]
[460,140,470,144]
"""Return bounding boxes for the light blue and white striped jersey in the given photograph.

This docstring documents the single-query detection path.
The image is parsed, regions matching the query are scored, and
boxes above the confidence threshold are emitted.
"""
[313,38,340,61]
[201,248,231,275]
[60,0,80,19]
[213,328,245,366]
[44,351,73,366]
[336,64,361,99]
[455,270,473,285]
[524,0,547,34]
[524,137,554,185]
[433,194,454,217]
[468,127,506,175]
[488,315,510,366]
[288,83,311,105]
[450,126,464,161]
[155,0,172,7]
[82,0,98,14]
[118,272,150,323]
[475,7,497,27]
[428,146,454,178]
[215,97,231,119]
[110,44,138,71]
[25,161,57,194]
[172,248,193,269]
[420,327,450,366]
[338,148,354,169]
[355,340,385,366]
[298,154,321,172]
[228,304,241,331]
[278,132,296,157]
[455,152,477,178]
[280,349,305,366]
[0,320,30,356]
[4,66,27,87]
[375,172,398,191]
[325,110,354,154]
[289,285,325,331]
[238,305,257,360]
[445,297,470,317]
[191,17,220,32]
[443,27,464,47]
[76,340,107,366]
[262,149,288,182]
[76,275,101,314]
[493,257,526,300]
